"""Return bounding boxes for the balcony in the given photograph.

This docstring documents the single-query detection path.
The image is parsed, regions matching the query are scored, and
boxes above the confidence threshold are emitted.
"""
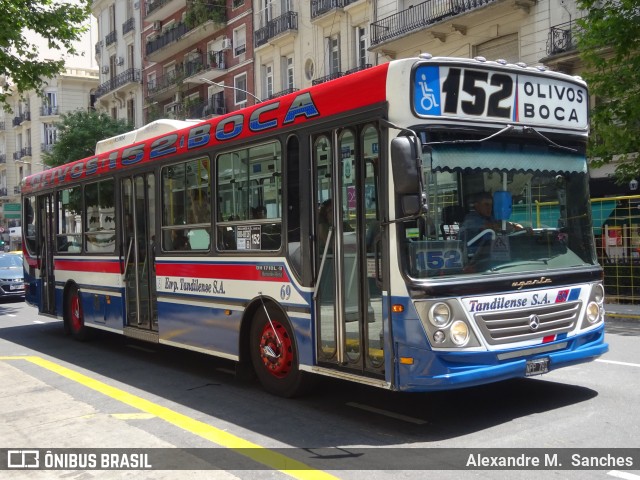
[183,50,228,84]
[123,17,135,36]
[312,71,344,86]
[21,147,32,158]
[95,69,142,99]
[40,105,59,117]
[254,11,298,48]
[145,16,225,63]
[268,87,299,100]
[0,121,5,130]
[12,117,21,127]
[0,188,7,197]
[41,143,55,153]
[312,64,373,86]
[105,30,117,47]
[14,186,21,195]
[21,110,31,123]
[310,0,359,25]
[370,0,496,47]
[145,70,183,102]
[546,19,583,56]
[0,154,5,164]
[145,0,187,23]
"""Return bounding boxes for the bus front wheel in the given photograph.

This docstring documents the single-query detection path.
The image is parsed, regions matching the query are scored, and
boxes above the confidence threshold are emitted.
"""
[249,305,307,397]
[65,285,90,341]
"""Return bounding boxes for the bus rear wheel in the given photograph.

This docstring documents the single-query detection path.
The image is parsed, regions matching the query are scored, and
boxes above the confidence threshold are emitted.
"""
[249,305,307,397]
[65,285,90,341]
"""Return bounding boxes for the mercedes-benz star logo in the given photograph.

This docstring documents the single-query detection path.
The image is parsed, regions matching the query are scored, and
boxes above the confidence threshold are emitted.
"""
[528,314,541,331]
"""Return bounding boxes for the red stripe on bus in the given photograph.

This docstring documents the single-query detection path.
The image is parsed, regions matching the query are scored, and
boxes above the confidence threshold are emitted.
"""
[156,263,290,282]
[54,259,121,274]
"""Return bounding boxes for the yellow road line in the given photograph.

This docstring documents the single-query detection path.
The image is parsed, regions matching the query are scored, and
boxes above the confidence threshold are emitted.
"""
[1,355,338,480]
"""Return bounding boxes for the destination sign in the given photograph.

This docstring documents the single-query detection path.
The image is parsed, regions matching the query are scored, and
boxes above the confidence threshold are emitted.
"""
[413,65,588,130]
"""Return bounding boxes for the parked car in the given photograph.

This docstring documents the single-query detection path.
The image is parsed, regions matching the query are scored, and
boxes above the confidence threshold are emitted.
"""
[0,253,25,300]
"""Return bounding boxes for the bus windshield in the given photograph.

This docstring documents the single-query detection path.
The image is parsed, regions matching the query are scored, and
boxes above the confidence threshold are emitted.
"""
[402,139,597,279]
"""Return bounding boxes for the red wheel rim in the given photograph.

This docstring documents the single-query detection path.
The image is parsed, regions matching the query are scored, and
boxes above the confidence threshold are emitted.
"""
[70,293,82,332]
[258,321,293,378]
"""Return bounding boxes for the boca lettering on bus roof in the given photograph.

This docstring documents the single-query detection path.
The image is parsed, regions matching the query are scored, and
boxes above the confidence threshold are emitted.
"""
[24,92,320,191]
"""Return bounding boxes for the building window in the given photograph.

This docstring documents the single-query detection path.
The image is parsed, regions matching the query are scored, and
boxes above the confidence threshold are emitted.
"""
[233,26,246,56]
[326,35,340,74]
[284,55,294,90]
[234,73,247,105]
[127,99,135,125]
[264,64,273,99]
[356,26,367,67]
[474,33,519,63]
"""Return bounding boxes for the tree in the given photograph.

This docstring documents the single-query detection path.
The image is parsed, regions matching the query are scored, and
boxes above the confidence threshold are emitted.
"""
[0,0,91,110]
[43,110,133,167]
[576,0,640,182]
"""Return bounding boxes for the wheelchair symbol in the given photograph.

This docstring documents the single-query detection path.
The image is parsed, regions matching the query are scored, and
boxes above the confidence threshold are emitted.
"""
[418,73,439,112]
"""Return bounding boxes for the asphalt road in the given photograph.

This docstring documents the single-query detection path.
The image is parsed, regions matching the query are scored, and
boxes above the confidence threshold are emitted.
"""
[1,299,639,480]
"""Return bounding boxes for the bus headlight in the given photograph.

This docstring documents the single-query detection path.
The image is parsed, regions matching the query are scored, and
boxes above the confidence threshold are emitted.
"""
[593,284,605,305]
[450,320,470,346]
[429,302,451,327]
[586,301,601,324]
[433,330,446,344]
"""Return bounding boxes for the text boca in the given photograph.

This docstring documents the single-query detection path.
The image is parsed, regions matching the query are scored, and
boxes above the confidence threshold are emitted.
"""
[517,76,588,129]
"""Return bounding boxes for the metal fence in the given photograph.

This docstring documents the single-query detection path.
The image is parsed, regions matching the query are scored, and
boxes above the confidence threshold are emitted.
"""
[531,195,640,304]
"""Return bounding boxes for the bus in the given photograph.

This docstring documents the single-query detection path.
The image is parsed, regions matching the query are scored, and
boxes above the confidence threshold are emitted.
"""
[21,55,608,397]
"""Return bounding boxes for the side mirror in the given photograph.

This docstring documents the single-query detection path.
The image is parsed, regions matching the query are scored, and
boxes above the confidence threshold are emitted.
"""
[493,191,512,221]
[391,137,424,216]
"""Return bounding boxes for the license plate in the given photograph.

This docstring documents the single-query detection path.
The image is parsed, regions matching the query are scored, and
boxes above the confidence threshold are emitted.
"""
[525,358,549,376]
[10,284,24,291]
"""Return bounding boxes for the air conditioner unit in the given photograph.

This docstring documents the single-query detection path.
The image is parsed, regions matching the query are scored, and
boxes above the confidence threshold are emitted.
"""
[101,66,109,74]
[115,57,124,66]
[221,38,232,50]
[153,21,162,31]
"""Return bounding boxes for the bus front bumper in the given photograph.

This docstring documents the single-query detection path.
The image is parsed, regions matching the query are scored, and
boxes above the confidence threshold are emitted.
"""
[396,325,607,392]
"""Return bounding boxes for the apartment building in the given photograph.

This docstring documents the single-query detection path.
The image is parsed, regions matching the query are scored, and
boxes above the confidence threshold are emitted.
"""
[93,0,145,127]
[139,0,255,123]
[0,69,99,241]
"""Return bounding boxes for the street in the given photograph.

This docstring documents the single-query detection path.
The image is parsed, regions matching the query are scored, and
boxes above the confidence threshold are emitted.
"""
[1,299,639,479]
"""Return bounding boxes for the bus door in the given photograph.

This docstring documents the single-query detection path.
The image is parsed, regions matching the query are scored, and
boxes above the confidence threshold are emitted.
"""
[38,194,56,314]
[313,125,385,377]
[121,174,157,332]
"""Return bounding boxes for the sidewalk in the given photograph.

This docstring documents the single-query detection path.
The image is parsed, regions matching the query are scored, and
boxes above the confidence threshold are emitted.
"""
[605,303,640,320]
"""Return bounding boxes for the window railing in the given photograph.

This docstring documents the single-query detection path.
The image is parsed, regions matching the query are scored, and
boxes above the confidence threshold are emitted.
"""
[312,71,343,85]
[95,69,142,99]
[145,22,189,56]
[123,17,135,36]
[40,105,59,116]
[268,87,299,100]
[310,0,358,19]
[105,30,117,46]
[370,0,494,45]
[254,11,298,48]
[145,0,173,17]
[546,18,583,56]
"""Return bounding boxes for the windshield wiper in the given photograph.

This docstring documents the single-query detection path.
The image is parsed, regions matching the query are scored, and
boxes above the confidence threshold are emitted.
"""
[522,126,578,153]
[424,124,515,146]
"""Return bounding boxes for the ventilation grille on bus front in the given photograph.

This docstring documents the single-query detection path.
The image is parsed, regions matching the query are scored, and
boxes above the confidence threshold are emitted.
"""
[474,301,581,345]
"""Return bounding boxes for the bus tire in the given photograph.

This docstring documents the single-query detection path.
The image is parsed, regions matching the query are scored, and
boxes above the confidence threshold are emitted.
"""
[65,285,91,341]
[249,305,308,398]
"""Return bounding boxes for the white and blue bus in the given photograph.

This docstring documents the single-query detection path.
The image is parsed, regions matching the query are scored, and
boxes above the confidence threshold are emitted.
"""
[22,55,607,397]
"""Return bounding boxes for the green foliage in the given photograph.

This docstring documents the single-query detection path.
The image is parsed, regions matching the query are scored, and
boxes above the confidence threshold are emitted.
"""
[43,110,133,167]
[0,0,91,111]
[576,0,640,182]
[184,0,227,28]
